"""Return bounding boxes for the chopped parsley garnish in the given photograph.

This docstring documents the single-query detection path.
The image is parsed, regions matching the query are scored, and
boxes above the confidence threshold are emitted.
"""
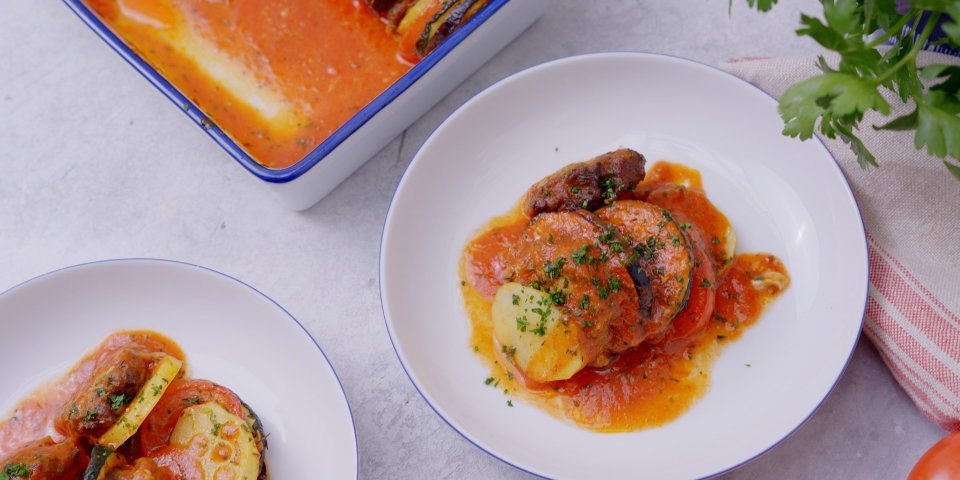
[83,410,97,422]
[608,275,621,293]
[108,393,129,412]
[571,187,581,194]
[484,377,495,386]
[579,294,590,309]
[511,294,520,305]
[601,177,617,201]
[680,222,692,230]
[530,307,551,336]
[699,279,712,288]
[506,400,514,407]
[544,258,566,279]
[661,209,673,220]
[598,230,614,244]
[571,245,589,265]
[671,235,681,247]
[2,463,29,479]
[515,316,529,332]
[581,319,594,328]
[182,396,203,406]
[152,384,163,396]
[711,236,720,245]
[549,290,567,306]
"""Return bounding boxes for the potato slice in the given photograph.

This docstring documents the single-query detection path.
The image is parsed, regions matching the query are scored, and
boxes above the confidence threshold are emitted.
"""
[492,283,585,383]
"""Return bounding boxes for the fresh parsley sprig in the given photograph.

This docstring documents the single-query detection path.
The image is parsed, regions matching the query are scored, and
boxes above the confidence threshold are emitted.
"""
[746,0,960,180]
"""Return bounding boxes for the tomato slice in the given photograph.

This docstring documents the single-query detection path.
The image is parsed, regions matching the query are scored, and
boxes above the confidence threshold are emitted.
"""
[909,431,960,480]
[138,379,245,456]
[666,250,715,343]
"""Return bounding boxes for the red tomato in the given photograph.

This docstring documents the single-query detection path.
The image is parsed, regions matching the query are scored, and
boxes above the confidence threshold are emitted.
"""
[909,431,960,480]
[138,379,246,455]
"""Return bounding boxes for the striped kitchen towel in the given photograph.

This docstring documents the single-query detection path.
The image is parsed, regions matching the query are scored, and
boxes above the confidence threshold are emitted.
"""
[722,51,960,431]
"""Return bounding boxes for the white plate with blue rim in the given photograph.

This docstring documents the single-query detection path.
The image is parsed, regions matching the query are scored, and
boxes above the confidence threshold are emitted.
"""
[380,53,867,479]
[0,259,358,478]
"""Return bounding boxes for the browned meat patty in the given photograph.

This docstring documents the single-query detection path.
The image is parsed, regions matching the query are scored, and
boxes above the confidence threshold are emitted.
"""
[56,345,162,442]
[0,437,87,480]
[597,200,695,343]
[522,149,646,217]
[498,211,646,366]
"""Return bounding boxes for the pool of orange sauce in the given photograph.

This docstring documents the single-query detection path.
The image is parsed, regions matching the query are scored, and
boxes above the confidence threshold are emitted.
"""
[84,0,412,169]
[0,331,185,458]
[459,161,790,432]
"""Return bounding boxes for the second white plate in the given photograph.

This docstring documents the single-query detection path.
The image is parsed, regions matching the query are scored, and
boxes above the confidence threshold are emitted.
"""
[381,53,867,479]
[0,259,358,478]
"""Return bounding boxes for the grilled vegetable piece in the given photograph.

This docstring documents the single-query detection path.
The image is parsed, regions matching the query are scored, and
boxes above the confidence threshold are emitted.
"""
[57,346,166,442]
[635,183,736,267]
[492,283,585,382]
[159,402,262,480]
[98,354,183,449]
[523,149,647,217]
[139,380,266,477]
[596,200,694,342]
[0,437,88,480]
[397,0,439,33]
[498,211,644,368]
[83,445,124,480]
[414,0,488,57]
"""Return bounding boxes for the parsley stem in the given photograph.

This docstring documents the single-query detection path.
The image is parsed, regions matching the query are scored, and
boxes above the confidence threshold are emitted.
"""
[873,13,940,86]
[867,11,917,49]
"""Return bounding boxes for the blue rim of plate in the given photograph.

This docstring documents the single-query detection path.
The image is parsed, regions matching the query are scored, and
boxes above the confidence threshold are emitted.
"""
[379,52,869,479]
[61,0,510,184]
[0,258,360,479]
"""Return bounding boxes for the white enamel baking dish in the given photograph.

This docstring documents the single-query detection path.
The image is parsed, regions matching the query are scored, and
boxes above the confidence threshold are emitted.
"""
[64,0,547,210]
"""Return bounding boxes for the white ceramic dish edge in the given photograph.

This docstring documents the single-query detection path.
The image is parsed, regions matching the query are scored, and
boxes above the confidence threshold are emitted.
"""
[379,52,868,480]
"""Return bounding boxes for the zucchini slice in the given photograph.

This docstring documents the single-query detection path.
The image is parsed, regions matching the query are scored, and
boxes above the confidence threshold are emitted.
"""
[98,354,183,449]
[82,445,123,480]
[170,402,263,480]
[492,282,585,383]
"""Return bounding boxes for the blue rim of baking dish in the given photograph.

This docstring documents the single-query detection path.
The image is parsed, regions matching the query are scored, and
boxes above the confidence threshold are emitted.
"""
[0,258,360,479]
[61,0,511,184]
[379,52,869,479]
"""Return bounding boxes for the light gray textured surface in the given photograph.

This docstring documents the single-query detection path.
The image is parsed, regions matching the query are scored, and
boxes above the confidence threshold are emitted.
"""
[0,0,945,478]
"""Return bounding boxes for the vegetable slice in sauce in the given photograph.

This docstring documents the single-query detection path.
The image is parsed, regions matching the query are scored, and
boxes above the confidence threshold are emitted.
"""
[460,159,790,431]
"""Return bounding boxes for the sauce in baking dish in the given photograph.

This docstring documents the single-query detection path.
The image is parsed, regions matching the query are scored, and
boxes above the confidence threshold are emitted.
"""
[460,160,790,432]
[84,0,427,169]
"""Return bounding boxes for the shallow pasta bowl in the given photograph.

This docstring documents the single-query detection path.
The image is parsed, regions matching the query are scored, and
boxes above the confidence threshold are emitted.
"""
[0,259,357,478]
[380,53,868,479]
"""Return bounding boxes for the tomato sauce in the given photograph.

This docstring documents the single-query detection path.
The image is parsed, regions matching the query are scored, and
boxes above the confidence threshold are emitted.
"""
[84,0,412,169]
[0,331,185,458]
[459,161,790,432]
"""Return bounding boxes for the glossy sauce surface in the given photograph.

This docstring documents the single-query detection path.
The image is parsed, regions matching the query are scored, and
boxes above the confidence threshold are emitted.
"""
[460,161,790,431]
[85,0,412,169]
[0,331,185,458]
